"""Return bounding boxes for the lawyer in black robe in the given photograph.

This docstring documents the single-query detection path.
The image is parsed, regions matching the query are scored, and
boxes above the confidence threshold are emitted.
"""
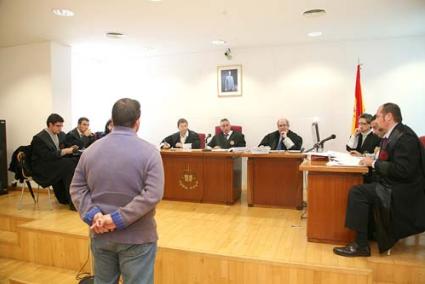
[334,104,425,257]
[31,130,77,204]
[65,128,96,149]
[346,131,381,154]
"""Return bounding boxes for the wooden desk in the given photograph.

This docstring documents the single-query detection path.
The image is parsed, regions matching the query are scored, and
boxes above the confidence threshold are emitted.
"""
[299,160,368,244]
[245,152,304,209]
[161,150,242,204]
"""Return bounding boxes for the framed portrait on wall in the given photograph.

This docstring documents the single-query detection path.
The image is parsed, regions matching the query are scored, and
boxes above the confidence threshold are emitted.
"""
[217,65,242,97]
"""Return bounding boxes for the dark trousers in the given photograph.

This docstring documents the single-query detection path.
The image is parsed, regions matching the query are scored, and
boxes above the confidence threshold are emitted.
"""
[51,158,77,204]
[345,183,381,242]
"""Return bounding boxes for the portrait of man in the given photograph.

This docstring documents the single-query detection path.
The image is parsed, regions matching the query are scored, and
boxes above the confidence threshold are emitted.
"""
[218,65,242,97]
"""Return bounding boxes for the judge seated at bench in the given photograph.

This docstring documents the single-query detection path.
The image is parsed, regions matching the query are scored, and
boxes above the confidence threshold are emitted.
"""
[208,118,246,149]
[346,113,381,156]
[258,118,302,150]
[65,117,96,150]
[30,113,79,210]
[161,118,200,149]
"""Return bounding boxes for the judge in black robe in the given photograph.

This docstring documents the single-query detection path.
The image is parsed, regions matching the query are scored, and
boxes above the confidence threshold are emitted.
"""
[208,118,246,149]
[259,118,302,150]
[161,118,201,149]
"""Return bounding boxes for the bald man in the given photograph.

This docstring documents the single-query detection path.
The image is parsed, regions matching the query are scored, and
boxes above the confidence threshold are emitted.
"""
[259,118,303,150]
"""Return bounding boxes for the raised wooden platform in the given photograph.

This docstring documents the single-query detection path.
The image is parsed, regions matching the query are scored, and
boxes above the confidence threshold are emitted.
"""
[0,191,424,283]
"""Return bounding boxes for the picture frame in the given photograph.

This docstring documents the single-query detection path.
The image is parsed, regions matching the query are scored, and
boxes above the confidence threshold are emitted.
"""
[217,65,242,97]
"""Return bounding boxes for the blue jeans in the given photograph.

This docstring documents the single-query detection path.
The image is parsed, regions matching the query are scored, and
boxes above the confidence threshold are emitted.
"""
[91,238,157,284]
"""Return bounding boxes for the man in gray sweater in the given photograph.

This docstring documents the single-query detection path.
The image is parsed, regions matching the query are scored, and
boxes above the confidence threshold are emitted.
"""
[70,98,164,284]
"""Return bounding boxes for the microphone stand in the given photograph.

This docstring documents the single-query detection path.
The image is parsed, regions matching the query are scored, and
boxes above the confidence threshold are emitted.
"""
[304,142,323,153]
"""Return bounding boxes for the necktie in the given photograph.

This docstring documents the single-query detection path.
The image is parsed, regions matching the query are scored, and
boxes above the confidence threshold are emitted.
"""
[276,137,284,150]
[378,138,389,160]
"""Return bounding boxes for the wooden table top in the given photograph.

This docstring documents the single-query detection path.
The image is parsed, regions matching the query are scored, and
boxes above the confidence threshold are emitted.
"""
[160,149,305,158]
[299,160,368,174]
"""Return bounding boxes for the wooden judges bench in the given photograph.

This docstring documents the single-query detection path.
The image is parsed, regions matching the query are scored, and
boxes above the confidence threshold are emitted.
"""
[245,152,304,208]
[161,150,305,208]
[299,160,368,244]
[161,150,242,204]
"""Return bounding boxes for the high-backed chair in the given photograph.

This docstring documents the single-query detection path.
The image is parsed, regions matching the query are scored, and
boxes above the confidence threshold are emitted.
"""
[197,133,206,149]
[420,136,425,148]
[214,125,242,135]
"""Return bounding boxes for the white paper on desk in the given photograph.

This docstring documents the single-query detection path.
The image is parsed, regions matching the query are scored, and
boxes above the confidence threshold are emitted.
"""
[229,147,248,152]
[250,147,271,154]
[326,151,362,166]
[211,148,230,152]
[270,150,286,153]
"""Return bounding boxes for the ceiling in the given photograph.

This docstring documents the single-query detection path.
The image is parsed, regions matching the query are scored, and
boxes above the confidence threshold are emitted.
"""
[1,0,425,55]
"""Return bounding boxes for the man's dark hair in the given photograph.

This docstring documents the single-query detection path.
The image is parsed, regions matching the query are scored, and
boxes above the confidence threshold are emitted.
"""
[220,118,229,124]
[78,117,89,125]
[177,118,188,127]
[104,119,112,134]
[381,102,402,123]
[371,114,377,121]
[359,113,373,124]
[112,98,141,127]
[46,113,64,126]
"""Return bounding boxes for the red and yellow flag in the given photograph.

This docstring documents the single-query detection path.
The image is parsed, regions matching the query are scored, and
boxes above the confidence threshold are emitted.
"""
[351,64,364,133]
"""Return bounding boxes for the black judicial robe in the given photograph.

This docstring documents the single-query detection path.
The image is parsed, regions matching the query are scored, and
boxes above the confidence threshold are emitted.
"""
[65,128,96,149]
[258,130,303,150]
[208,131,246,149]
[30,130,77,188]
[161,130,201,149]
[346,132,381,154]
[347,123,425,252]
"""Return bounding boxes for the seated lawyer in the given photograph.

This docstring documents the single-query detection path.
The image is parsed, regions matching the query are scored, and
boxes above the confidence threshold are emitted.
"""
[208,118,246,149]
[161,118,200,149]
[30,113,79,210]
[346,113,381,156]
[65,117,96,149]
[334,103,425,257]
[258,118,302,150]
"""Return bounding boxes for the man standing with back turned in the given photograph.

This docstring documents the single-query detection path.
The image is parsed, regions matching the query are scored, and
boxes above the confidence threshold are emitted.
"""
[70,98,164,284]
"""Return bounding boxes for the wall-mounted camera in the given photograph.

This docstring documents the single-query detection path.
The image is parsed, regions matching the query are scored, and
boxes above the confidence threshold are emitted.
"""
[224,48,232,60]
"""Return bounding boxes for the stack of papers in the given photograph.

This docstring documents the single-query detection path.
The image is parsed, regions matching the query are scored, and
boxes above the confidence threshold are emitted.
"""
[326,151,362,166]
[250,147,271,154]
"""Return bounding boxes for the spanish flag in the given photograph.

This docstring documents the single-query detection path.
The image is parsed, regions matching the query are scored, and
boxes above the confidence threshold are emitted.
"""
[352,64,364,133]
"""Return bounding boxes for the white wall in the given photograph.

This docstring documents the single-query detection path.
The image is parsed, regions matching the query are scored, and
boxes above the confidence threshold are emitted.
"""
[51,42,72,125]
[72,36,425,151]
[0,42,72,184]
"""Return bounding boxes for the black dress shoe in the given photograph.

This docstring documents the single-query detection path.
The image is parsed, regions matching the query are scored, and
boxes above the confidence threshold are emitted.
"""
[333,242,371,257]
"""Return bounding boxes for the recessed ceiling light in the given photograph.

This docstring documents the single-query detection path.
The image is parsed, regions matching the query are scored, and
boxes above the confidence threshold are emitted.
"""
[105,32,126,39]
[303,9,326,17]
[308,31,322,37]
[211,40,226,45]
[52,9,75,17]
